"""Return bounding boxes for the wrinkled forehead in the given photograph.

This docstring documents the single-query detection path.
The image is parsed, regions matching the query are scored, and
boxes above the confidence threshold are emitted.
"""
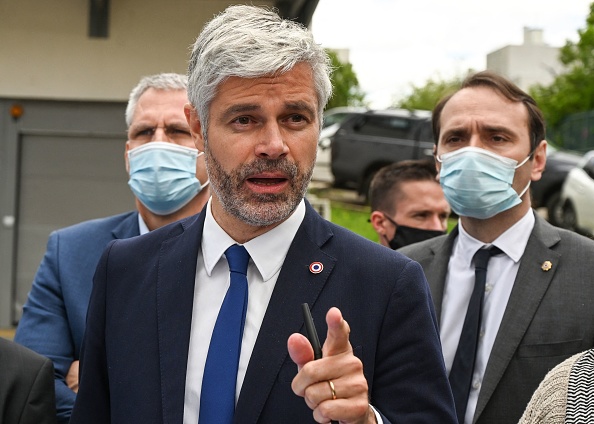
[439,87,529,134]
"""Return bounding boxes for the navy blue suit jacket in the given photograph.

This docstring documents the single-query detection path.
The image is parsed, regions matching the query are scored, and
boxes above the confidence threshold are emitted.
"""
[15,211,140,423]
[71,203,456,423]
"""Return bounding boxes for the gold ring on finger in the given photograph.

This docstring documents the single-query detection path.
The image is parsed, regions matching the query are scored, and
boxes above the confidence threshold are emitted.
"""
[328,380,337,400]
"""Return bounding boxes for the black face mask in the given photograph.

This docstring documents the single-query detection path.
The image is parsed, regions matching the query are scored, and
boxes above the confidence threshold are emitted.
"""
[388,225,445,250]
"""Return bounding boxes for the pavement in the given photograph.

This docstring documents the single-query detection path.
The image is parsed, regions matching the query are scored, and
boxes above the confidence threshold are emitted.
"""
[0,327,15,340]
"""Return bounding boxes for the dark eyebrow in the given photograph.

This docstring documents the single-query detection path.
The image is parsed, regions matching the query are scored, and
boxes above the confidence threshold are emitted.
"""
[220,104,260,122]
[440,127,468,140]
[284,101,317,119]
[481,125,516,137]
[220,101,317,123]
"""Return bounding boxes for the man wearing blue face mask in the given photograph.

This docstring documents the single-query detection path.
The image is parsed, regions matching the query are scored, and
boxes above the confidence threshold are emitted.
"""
[399,71,594,424]
[14,73,210,424]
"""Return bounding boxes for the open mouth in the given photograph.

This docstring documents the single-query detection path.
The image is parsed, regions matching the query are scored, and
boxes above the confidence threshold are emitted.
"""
[248,177,288,186]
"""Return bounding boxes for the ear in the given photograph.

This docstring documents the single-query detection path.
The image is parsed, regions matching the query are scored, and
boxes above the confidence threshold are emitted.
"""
[433,145,441,180]
[530,140,547,182]
[124,141,131,174]
[370,211,389,235]
[185,104,205,151]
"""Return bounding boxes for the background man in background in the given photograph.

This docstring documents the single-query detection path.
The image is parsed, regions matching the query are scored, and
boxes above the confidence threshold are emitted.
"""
[14,73,210,423]
[70,5,456,424]
[400,71,594,424]
[0,337,56,424]
[369,159,450,249]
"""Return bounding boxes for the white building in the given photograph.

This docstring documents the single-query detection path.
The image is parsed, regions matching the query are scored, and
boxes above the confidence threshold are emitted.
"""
[487,27,565,92]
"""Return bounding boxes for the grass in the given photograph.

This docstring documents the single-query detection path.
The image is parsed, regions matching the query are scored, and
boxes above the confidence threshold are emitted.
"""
[331,202,379,242]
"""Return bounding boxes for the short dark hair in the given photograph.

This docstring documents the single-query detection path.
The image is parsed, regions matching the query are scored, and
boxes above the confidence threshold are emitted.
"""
[432,71,545,152]
[369,159,438,215]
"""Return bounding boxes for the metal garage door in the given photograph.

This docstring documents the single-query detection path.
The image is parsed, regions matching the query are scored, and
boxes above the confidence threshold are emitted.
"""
[13,131,135,321]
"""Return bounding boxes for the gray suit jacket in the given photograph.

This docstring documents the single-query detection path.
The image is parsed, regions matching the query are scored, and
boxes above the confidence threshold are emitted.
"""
[0,337,57,424]
[399,212,594,424]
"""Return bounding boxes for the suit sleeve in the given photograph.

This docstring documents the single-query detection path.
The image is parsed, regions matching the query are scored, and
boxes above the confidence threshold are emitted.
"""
[69,242,113,424]
[14,231,76,424]
[372,259,457,423]
[19,357,58,424]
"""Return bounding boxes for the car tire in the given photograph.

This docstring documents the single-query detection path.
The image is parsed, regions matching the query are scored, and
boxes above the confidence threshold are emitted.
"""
[561,201,578,232]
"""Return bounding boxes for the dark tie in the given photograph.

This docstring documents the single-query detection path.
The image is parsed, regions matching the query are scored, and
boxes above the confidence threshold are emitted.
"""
[449,246,502,424]
[199,244,250,424]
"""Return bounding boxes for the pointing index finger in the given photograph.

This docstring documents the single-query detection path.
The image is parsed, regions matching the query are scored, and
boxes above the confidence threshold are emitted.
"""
[322,307,352,357]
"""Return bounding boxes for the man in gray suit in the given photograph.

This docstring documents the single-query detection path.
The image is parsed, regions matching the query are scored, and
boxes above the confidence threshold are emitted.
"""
[399,71,594,424]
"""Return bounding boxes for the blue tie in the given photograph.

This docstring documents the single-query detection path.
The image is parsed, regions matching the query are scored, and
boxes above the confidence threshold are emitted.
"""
[199,244,250,424]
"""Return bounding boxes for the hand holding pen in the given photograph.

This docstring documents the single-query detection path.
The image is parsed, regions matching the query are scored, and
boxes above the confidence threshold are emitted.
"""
[288,306,378,424]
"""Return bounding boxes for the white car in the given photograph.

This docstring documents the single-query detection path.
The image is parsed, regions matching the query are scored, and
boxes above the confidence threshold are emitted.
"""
[560,150,594,236]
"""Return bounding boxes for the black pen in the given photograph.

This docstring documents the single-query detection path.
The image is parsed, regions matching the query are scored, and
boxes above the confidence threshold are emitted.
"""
[301,303,339,424]
[301,303,322,360]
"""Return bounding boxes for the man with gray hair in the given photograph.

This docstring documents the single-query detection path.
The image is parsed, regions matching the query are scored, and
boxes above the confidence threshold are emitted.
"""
[71,6,456,424]
[15,72,210,423]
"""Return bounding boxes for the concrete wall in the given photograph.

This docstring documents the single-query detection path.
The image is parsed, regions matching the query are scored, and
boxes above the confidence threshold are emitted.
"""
[0,0,275,101]
[487,28,565,92]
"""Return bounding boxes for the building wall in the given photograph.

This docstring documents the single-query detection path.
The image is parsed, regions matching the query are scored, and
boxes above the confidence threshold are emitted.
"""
[0,0,284,327]
[487,28,565,92]
[0,0,275,101]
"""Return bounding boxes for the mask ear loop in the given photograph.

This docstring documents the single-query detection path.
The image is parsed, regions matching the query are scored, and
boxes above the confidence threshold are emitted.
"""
[195,150,210,189]
[516,141,539,197]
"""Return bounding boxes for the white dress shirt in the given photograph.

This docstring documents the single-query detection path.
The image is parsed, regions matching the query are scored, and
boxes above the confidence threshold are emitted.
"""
[182,199,305,423]
[137,213,149,235]
[440,209,535,424]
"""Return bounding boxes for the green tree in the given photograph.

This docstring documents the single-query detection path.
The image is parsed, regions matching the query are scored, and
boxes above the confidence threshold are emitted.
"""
[531,3,594,129]
[326,49,366,110]
[393,72,472,111]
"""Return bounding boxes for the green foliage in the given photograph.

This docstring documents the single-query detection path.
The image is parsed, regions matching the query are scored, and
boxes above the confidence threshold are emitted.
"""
[393,72,472,111]
[531,3,594,129]
[326,49,366,110]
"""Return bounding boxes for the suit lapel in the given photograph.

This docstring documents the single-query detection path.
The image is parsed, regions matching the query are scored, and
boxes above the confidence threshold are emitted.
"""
[474,214,561,422]
[156,213,204,424]
[111,211,140,239]
[234,204,335,424]
[415,228,458,323]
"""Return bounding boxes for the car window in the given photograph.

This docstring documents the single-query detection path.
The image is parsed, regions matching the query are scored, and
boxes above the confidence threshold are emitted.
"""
[417,120,433,142]
[355,116,411,138]
[323,113,348,128]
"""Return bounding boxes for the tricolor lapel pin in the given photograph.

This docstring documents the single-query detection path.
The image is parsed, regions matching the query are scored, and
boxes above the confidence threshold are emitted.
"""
[309,262,323,274]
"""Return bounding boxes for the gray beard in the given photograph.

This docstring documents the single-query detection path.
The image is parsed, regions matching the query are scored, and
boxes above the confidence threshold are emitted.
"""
[204,147,313,227]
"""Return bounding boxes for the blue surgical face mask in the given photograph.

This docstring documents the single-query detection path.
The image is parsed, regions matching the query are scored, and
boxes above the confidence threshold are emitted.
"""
[127,141,208,216]
[436,146,531,219]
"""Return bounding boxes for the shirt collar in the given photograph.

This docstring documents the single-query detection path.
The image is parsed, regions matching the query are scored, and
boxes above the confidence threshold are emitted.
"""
[138,213,150,235]
[202,199,306,281]
[457,209,535,264]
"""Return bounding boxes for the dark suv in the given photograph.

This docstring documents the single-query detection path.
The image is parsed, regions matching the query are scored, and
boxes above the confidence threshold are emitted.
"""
[329,109,434,196]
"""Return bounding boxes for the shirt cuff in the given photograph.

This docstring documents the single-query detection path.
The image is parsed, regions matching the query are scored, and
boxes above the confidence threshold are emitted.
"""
[370,404,383,424]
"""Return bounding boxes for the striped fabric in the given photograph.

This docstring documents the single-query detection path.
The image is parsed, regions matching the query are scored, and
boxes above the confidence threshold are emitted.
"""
[565,349,594,423]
